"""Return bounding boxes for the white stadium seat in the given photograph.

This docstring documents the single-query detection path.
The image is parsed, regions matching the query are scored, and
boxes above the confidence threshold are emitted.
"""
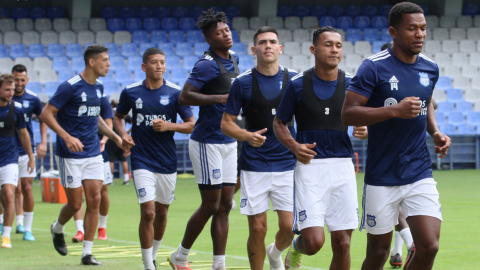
[40,31,59,45]
[449,28,466,40]
[59,31,76,46]
[442,40,459,53]
[283,41,301,56]
[432,28,449,41]
[425,16,439,28]
[53,18,71,32]
[16,18,34,33]
[453,76,471,89]
[343,41,354,54]
[461,66,478,79]
[424,40,442,54]
[474,16,480,27]
[232,17,248,31]
[467,27,480,40]
[457,16,473,28]
[240,29,255,44]
[465,88,480,100]
[459,40,476,53]
[451,52,468,67]
[3,31,21,46]
[249,17,266,30]
[469,52,480,66]
[302,16,319,29]
[0,18,15,33]
[38,69,58,84]
[345,54,362,68]
[114,31,131,45]
[277,29,293,42]
[354,41,372,54]
[22,31,40,46]
[14,57,33,71]
[432,89,447,102]
[267,17,284,29]
[35,18,52,32]
[278,55,291,67]
[425,28,433,40]
[292,55,309,71]
[78,30,95,46]
[284,16,301,30]
[33,57,52,72]
[89,18,107,32]
[96,30,113,44]
[442,65,461,78]
[0,58,14,73]
[301,41,312,55]
[433,53,451,67]
[71,18,88,32]
[293,29,310,42]
[439,16,456,28]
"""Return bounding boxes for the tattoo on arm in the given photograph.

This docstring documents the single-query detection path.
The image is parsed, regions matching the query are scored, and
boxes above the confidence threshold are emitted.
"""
[98,116,117,141]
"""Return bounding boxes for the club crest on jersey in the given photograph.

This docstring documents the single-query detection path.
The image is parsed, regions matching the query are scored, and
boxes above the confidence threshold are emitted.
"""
[240,199,247,208]
[389,76,399,90]
[160,95,170,106]
[419,72,430,87]
[384,97,398,107]
[81,92,87,102]
[138,188,146,197]
[212,169,221,179]
[279,81,283,90]
[67,176,73,183]
[367,214,376,227]
[96,89,102,98]
[136,98,143,109]
[299,210,307,222]
[23,101,29,108]
[0,122,4,128]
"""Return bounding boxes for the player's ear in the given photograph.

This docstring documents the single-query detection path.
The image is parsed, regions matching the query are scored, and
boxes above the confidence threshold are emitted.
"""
[389,26,397,39]
[88,57,95,68]
[309,45,315,55]
[279,44,283,55]
[141,63,147,72]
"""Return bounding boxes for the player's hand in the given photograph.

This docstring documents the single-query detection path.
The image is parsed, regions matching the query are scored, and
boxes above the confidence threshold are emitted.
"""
[293,143,317,165]
[353,126,368,140]
[246,128,267,147]
[152,119,171,132]
[394,97,422,119]
[220,94,229,104]
[64,135,84,153]
[37,142,47,159]
[121,134,135,149]
[433,131,451,158]
[27,156,35,174]
[99,139,107,152]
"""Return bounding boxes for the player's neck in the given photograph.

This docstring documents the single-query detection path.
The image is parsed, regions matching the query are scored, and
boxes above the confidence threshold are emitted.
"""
[80,69,99,85]
[391,45,417,64]
[255,61,279,76]
[14,89,25,97]
[210,47,230,59]
[0,100,8,107]
[144,77,164,90]
[313,64,338,81]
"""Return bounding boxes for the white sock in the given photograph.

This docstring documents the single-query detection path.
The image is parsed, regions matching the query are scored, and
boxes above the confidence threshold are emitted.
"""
[16,215,24,226]
[82,240,93,257]
[268,241,284,261]
[213,255,226,267]
[152,239,162,260]
[24,212,34,233]
[2,226,12,238]
[98,215,108,229]
[123,173,129,182]
[177,244,190,261]
[0,214,3,223]
[400,228,414,250]
[75,220,85,234]
[52,219,65,234]
[142,247,154,270]
[391,231,404,256]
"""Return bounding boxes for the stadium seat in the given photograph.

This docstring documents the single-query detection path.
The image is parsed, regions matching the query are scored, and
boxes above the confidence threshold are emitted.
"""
[89,18,107,32]
[452,53,468,67]
[474,16,480,27]
[40,31,58,45]
[300,41,311,55]
[302,16,319,29]
[442,66,461,78]
[442,40,459,53]
[154,6,170,18]
[425,15,439,28]
[0,7,9,18]
[461,66,478,79]
[44,81,60,95]
[380,28,393,42]
[189,6,204,19]
[52,56,69,71]
[127,56,142,71]
[0,18,15,33]
[446,89,464,102]
[179,17,196,31]
[169,30,186,43]
[54,18,71,32]
[463,3,479,17]
[186,30,204,44]
[0,44,7,58]
[283,42,300,56]
[293,5,309,18]
[109,55,126,70]
[328,5,344,17]
[450,28,466,40]
[108,18,125,32]
[440,16,456,28]
[172,6,188,18]
[419,4,429,15]
[10,44,27,59]
[103,81,120,94]
[150,30,167,43]
[434,53,451,67]
[46,43,64,58]
[278,55,291,67]
[240,29,255,44]
[0,58,13,73]
[277,5,292,19]
[17,18,34,33]
[457,124,476,134]
[435,112,447,124]
[175,42,192,56]
[166,55,181,69]
[121,43,138,57]
[337,16,353,30]
[12,7,28,20]
[14,57,33,72]
[35,18,52,32]
[137,6,153,19]
[448,112,465,125]
[158,42,175,56]
[354,41,372,54]
[291,55,309,72]
[371,16,388,30]
[363,5,378,17]
[371,41,385,53]
[224,6,241,18]
[432,28,449,40]
[28,43,45,59]
[346,5,362,17]
[239,55,255,72]
[115,69,133,83]
[457,101,474,113]
[125,18,142,33]
[132,30,149,44]
[4,32,21,47]
[432,89,447,102]
[119,6,135,20]
[65,43,82,59]
[101,7,117,20]
[425,40,441,53]
[363,28,380,44]
[143,18,160,33]
[453,77,470,90]
[171,68,189,84]
[311,5,327,17]
[183,55,198,71]
[277,29,293,42]
[71,56,85,73]
[460,40,475,53]
[439,123,456,134]
[267,17,284,29]
[58,70,76,82]
[467,27,480,40]
[194,42,209,57]
[232,17,248,31]
[457,16,473,28]
[104,43,119,56]
[438,101,455,113]
[29,7,46,20]
[346,54,362,68]
[114,31,132,45]
[77,31,94,46]
[134,69,145,81]
[230,42,246,55]
[22,31,40,46]
[340,41,353,54]
[294,29,310,42]
[48,6,64,20]
[162,17,178,31]
[249,17,266,30]
[26,82,43,94]
[285,16,301,30]
[466,111,480,124]
[59,31,76,46]
[346,29,362,44]
[319,16,336,27]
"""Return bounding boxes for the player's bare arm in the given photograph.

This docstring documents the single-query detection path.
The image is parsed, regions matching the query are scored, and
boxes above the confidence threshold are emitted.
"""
[221,112,267,147]
[36,120,48,159]
[40,103,84,153]
[18,127,35,174]
[99,118,112,152]
[98,115,128,156]
[152,115,196,134]
[273,116,316,164]
[113,111,135,150]
[179,82,228,106]
[426,96,451,158]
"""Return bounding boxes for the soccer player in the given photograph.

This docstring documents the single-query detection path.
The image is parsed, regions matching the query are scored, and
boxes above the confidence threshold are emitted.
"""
[114,47,195,270]
[168,9,239,270]
[0,73,35,248]
[273,26,360,270]
[40,44,127,265]
[341,3,450,270]
[221,26,298,270]
[108,99,130,186]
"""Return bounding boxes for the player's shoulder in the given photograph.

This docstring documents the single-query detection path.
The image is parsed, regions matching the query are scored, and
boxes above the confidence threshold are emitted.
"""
[165,80,182,91]
[125,80,143,90]
[25,89,38,97]
[13,102,23,113]
[366,50,392,64]
[280,65,299,79]
[235,69,252,83]
[418,53,439,69]
[67,75,82,85]
[95,79,103,86]
[344,71,354,79]
[229,50,239,61]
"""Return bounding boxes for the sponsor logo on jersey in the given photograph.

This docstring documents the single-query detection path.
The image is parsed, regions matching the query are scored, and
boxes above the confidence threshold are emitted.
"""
[367,214,376,227]
[419,72,430,87]
[0,122,3,128]
[23,100,29,108]
[272,108,276,115]
[212,169,221,179]
[240,199,247,208]
[160,95,170,106]
[136,114,171,126]
[136,113,145,125]
[389,76,399,90]
[78,105,101,117]
[24,113,30,123]
[67,176,73,183]
[96,89,102,98]
[384,98,398,107]
[136,98,143,109]
[138,188,146,197]
[299,210,307,222]
[81,92,87,102]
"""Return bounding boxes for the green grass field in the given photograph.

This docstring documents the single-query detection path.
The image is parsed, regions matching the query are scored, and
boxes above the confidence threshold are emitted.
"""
[0,170,478,269]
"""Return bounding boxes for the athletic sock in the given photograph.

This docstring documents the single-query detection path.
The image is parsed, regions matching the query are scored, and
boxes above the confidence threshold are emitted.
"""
[292,237,299,251]
[177,244,190,261]
[0,214,3,223]
[152,239,162,260]
[123,173,129,182]
[75,220,85,234]
[82,240,93,257]
[142,247,154,270]
[269,241,284,261]
[24,212,33,232]
[212,255,226,268]
[400,228,414,250]
[391,231,404,256]
[52,219,65,234]
[2,226,12,238]
[16,215,24,226]
[98,215,108,229]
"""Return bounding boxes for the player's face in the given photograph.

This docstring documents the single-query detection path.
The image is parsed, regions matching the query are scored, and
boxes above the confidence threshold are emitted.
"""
[311,31,343,68]
[142,54,166,81]
[206,22,233,50]
[253,32,282,64]
[12,71,28,94]
[0,82,14,103]
[92,52,111,77]
[392,13,427,55]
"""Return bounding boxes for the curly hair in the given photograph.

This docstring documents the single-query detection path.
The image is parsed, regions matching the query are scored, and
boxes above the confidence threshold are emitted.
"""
[196,9,228,37]
[389,2,424,28]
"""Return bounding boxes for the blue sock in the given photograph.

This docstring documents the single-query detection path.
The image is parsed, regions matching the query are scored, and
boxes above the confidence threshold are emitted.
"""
[293,237,298,251]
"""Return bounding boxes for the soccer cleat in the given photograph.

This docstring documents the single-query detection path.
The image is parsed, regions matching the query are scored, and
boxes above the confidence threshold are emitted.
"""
[123,180,130,185]
[403,243,415,270]
[81,254,102,265]
[1,237,11,248]
[23,231,35,241]
[212,261,226,270]
[285,243,302,270]
[16,224,24,234]
[51,222,67,256]
[168,250,192,270]
[389,253,403,268]
[0,223,3,234]
[153,260,157,269]
[266,243,284,270]
[72,231,84,243]
[97,228,108,240]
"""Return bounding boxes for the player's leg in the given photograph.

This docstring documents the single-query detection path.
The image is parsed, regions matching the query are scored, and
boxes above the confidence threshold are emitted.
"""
[1,182,16,248]
[20,177,35,240]
[14,180,24,233]
[361,232,393,270]
[330,230,353,270]
[98,184,109,240]
[71,187,85,243]
[246,212,268,269]
[390,207,410,267]
[139,200,156,270]
[121,160,129,184]
[153,202,169,262]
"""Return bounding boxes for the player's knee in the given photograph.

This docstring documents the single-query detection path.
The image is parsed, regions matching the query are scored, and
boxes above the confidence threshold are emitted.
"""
[417,241,439,259]
[249,220,267,238]
[331,237,351,256]
[155,207,168,219]
[201,202,220,216]
[302,236,324,255]
[2,189,14,201]
[219,199,233,213]
[141,208,156,222]
[85,192,101,206]
[15,187,22,196]
[278,222,294,238]
[22,183,33,194]
[367,244,389,261]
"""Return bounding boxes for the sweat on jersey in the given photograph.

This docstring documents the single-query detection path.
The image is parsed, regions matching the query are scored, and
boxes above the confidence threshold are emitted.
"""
[49,75,104,159]
[0,102,26,167]
[98,95,114,163]
[225,67,298,172]
[187,48,239,144]
[276,68,354,159]
[12,89,43,156]
[348,47,439,186]
[116,80,193,174]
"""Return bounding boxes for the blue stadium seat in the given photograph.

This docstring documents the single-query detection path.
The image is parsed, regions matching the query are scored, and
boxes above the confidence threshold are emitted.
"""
[186,30,204,44]
[346,29,363,44]
[45,82,60,96]
[139,43,156,55]
[166,55,181,69]
[127,56,142,71]
[158,42,175,56]
[26,82,42,94]
[224,6,240,18]
[109,55,126,70]
[379,5,393,17]
[437,102,455,113]
[126,18,142,32]
[194,42,209,57]
[320,16,336,27]
[456,101,473,113]
[183,55,199,71]
[435,76,452,89]
[463,3,478,16]
[65,43,82,59]
[208,6,222,14]
[381,28,393,42]
[448,112,465,125]
[372,16,388,29]
[169,30,185,43]
[132,30,149,44]
[121,43,138,57]
[419,4,429,15]
[108,18,125,32]
[29,7,46,20]
[161,17,178,31]
[231,42,247,55]
[446,89,463,102]
[175,42,192,56]
[457,124,476,134]
[137,6,153,19]
[439,123,456,134]
[104,43,120,56]
[345,5,361,17]
[12,7,28,20]
[154,6,170,18]
[172,6,188,18]
[311,5,327,17]
[466,111,480,124]
[363,5,378,17]
[151,30,167,43]
[293,5,310,18]
[143,18,160,32]
[328,5,344,17]
[337,16,353,30]
[435,112,447,125]
[52,56,70,71]
[47,43,64,58]
[363,28,380,44]
[238,55,254,72]
[58,70,76,82]
[277,5,292,19]
[179,17,196,31]
[28,43,46,59]
[10,44,27,59]
[189,6,204,19]
[99,70,114,82]
[48,7,64,20]
[355,16,371,29]
[171,68,189,84]
[0,7,9,18]
[101,7,117,20]
[134,69,145,81]
[372,41,385,53]
[71,56,85,73]
[231,30,239,42]
[0,45,8,58]
[115,69,133,83]
[103,81,120,94]
[119,6,135,20]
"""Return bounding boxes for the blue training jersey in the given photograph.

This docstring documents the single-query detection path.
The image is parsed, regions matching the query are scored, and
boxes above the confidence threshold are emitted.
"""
[116,80,193,174]
[49,75,104,159]
[348,48,439,186]
[12,89,43,156]
[225,67,298,172]
[187,48,239,144]
[276,69,354,159]
[0,102,26,167]
[98,95,114,163]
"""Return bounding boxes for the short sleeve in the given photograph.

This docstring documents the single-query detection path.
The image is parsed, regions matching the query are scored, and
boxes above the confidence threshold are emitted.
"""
[48,82,73,110]
[276,80,298,123]
[224,78,243,116]
[185,59,218,89]
[431,65,440,90]
[116,89,131,116]
[100,96,114,119]
[175,91,193,120]
[15,107,26,129]
[32,97,43,116]
[347,59,377,99]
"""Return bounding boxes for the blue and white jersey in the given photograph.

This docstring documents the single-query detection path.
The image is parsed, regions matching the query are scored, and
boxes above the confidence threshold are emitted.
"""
[0,102,26,167]
[98,95,114,163]
[116,80,193,174]
[348,47,439,186]
[276,69,354,159]
[49,75,104,159]
[225,67,298,172]
[12,89,43,156]
[187,48,239,144]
